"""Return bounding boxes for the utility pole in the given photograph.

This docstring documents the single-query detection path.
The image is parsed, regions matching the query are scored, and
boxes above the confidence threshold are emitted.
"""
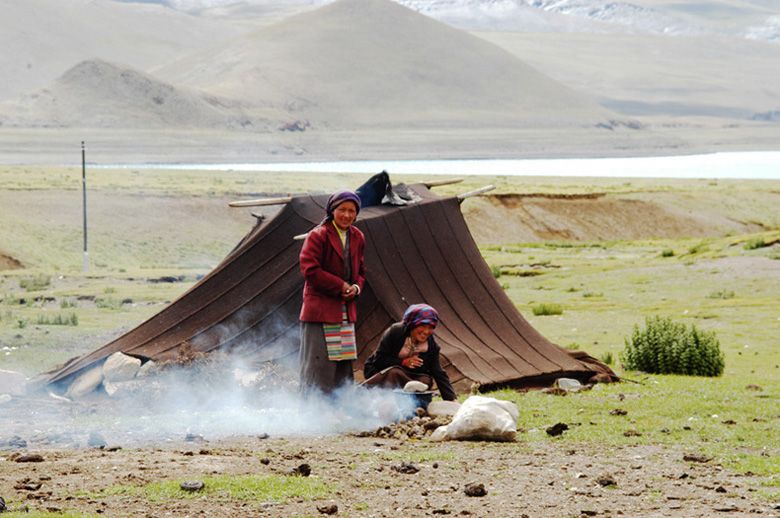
[82,141,89,272]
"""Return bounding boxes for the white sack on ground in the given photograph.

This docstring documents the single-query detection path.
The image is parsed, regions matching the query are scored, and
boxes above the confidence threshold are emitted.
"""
[429,395,519,442]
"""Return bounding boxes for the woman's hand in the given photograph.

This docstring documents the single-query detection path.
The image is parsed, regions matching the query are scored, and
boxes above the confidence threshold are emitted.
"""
[341,282,358,301]
[402,355,423,369]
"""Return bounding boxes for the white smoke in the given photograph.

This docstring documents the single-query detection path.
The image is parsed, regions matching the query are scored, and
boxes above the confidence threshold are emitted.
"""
[4,367,416,450]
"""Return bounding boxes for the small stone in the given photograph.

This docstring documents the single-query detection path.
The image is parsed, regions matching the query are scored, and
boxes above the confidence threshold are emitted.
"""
[392,462,419,474]
[290,463,311,477]
[180,480,205,492]
[464,482,487,497]
[546,423,569,436]
[317,503,338,515]
[13,453,44,463]
[683,453,712,463]
[596,474,617,487]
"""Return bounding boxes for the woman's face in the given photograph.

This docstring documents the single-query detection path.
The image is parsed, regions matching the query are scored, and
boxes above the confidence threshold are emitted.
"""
[410,323,435,344]
[333,201,358,230]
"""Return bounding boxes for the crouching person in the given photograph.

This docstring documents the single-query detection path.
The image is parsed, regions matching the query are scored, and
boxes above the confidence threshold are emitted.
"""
[362,303,457,402]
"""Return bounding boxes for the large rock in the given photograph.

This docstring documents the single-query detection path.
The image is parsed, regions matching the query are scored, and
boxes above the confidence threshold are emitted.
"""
[0,369,27,396]
[103,379,143,398]
[103,351,141,382]
[64,364,104,398]
[136,360,159,378]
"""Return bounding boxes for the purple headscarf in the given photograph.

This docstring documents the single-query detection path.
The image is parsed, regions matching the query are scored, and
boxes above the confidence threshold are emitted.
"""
[321,190,361,225]
[402,304,439,330]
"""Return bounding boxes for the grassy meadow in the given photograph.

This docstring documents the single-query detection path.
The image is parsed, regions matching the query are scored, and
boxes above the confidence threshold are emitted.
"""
[1,165,779,492]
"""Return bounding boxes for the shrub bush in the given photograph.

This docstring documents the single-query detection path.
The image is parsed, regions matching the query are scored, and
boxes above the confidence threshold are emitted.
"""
[621,316,724,377]
[532,303,563,316]
[744,237,766,250]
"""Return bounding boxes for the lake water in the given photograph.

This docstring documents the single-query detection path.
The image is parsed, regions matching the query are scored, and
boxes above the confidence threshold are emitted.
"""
[108,151,780,180]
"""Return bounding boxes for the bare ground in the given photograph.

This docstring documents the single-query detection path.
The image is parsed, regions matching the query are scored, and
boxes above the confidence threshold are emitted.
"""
[1,395,776,518]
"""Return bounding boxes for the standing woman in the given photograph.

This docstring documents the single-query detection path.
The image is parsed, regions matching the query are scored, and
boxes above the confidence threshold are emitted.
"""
[299,190,366,397]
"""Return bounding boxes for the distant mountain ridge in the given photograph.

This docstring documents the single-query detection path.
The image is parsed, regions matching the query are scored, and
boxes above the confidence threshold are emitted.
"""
[130,0,780,42]
[2,0,616,131]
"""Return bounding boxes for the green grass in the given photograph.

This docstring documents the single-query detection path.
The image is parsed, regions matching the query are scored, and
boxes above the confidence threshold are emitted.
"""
[86,474,335,503]
[509,376,780,477]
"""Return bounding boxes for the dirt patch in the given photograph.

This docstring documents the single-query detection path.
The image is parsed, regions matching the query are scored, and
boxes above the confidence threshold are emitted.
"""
[0,397,773,518]
[463,194,765,245]
[0,252,23,271]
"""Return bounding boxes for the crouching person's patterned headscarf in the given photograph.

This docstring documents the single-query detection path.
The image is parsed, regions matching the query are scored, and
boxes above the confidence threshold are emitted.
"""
[402,304,439,330]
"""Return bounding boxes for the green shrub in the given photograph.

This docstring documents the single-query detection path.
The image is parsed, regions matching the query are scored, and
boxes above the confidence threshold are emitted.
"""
[37,313,78,326]
[532,303,563,316]
[661,248,674,257]
[490,265,502,279]
[96,297,122,310]
[600,352,614,365]
[706,289,734,300]
[19,275,51,292]
[621,316,724,377]
[744,237,766,250]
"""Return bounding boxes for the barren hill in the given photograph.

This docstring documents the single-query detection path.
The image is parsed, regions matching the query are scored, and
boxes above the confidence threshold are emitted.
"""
[0,0,243,103]
[154,0,615,129]
[0,60,271,130]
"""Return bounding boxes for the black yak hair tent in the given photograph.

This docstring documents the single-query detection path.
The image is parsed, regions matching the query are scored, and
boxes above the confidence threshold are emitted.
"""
[44,172,616,394]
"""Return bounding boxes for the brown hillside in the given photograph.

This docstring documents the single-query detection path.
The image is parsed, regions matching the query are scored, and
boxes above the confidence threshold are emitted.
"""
[464,193,767,245]
[0,60,270,130]
[0,0,242,103]
[155,0,615,129]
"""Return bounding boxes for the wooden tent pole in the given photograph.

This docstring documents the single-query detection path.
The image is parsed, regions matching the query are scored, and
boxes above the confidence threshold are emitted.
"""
[422,178,464,187]
[457,185,496,200]
[229,196,293,208]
